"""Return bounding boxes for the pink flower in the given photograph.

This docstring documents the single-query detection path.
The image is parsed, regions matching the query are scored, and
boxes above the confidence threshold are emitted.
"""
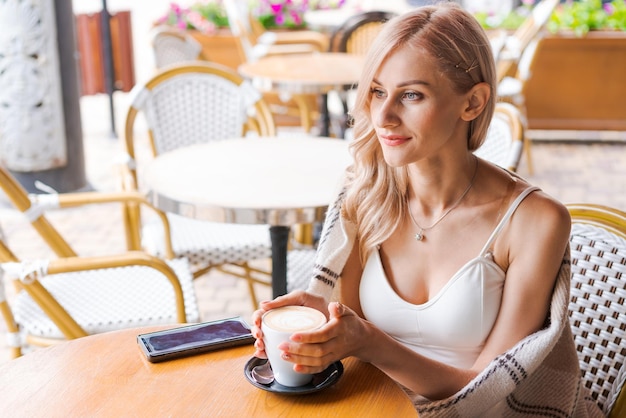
[290,10,302,25]
[274,12,285,25]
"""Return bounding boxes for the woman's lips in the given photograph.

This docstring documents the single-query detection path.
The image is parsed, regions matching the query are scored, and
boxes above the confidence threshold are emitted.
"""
[380,135,410,146]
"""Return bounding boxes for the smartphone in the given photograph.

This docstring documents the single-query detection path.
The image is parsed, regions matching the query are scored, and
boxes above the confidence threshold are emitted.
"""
[137,317,255,363]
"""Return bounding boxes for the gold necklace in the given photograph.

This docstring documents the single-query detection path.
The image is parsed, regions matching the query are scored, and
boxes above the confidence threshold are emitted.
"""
[408,157,478,242]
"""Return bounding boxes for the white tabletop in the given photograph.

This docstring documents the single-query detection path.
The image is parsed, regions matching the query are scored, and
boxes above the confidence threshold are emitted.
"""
[142,137,352,226]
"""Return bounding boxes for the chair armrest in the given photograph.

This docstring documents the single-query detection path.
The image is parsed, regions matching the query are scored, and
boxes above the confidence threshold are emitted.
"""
[54,190,149,207]
[32,191,176,259]
[48,252,187,323]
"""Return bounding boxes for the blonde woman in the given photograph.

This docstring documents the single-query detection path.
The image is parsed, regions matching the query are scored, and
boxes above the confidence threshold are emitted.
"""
[252,3,601,416]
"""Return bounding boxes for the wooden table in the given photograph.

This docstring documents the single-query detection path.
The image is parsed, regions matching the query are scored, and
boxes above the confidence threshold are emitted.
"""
[238,53,365,137]
[0,327,418,417]
[142,136,352,298]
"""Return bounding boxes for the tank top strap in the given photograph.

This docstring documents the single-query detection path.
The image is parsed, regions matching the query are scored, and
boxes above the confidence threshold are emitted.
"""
[479,186,540,256]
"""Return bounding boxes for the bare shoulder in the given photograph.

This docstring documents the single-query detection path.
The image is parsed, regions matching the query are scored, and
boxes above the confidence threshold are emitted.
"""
[506,183,571,265]
[513,186,571,235]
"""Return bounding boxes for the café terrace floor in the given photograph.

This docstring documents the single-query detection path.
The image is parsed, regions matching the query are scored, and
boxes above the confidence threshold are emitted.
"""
[1,93,626,365]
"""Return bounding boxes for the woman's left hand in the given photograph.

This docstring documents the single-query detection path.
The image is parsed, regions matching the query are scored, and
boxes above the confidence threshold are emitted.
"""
[278,301,369,374]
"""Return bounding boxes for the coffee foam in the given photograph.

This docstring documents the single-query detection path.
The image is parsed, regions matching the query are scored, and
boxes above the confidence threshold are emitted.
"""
[263,306,326,333]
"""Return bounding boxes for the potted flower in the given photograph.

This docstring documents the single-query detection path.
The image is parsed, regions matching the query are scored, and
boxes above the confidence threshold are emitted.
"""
[155,1,230,35]
[156,1,347,32]
[154,1,346,68]
[250,0,346,30]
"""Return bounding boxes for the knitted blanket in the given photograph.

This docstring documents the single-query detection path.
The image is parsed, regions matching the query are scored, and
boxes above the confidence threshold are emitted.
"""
[307,190,603,417]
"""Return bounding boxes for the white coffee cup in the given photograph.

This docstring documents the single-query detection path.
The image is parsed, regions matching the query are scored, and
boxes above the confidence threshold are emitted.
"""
[261,306,327,387]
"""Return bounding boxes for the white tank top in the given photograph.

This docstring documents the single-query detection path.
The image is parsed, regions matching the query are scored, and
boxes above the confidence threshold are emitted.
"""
[359,187,538,369]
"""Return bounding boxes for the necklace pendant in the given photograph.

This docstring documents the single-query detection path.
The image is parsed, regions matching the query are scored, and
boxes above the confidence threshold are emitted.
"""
[414,231,424,241]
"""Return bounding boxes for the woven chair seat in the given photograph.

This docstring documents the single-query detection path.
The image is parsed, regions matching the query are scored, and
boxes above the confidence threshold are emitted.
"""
[142,214,272,266]
[287,248,317,293]
[569,222,626,414]
[13,258,199,340]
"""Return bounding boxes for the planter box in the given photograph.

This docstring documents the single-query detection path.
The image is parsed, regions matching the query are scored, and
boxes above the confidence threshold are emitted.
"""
[188,29,244,70]
[524,31,626,131]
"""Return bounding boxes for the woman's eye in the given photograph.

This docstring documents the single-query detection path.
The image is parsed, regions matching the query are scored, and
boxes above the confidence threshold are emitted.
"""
[370,87,386,99]
[404,91,422,101]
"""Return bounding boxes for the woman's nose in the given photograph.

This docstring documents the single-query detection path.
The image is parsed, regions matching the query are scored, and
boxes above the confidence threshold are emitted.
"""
[374,100,400,128]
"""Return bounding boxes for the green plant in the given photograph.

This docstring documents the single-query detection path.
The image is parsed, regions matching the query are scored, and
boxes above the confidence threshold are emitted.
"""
[474,0,533,30]
[548,0,626,36]
[474,0,626,36]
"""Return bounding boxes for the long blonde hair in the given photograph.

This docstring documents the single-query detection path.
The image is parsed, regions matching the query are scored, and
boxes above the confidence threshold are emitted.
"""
[343,3,497,264]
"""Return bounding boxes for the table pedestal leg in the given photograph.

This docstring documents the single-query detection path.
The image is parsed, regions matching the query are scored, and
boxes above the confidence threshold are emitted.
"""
[269,225,290,298]
[320,93,331,137]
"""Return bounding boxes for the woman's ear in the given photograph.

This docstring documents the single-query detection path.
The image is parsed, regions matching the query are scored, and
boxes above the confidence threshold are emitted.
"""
[461,82,490,121]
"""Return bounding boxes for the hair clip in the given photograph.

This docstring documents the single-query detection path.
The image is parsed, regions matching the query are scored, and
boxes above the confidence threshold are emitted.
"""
[455,59,479,73]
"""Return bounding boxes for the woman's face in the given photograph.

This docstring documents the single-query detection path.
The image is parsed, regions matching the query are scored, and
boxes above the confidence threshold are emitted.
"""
[369,44,470,168]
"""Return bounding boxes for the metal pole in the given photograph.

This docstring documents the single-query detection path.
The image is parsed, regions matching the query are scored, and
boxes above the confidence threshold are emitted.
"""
[101,0,117,138]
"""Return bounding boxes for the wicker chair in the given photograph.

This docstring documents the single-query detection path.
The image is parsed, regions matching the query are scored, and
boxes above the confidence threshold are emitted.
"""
[0,165,198,358]
[474,102,525,172]
[123,61,278,308]
[327,10,396,138]
[329,10,396,55]
[224,0,326,133]
[150,26,206,69]
[495,0,559,84]
[496,0,557,177]
[567,203,626,417]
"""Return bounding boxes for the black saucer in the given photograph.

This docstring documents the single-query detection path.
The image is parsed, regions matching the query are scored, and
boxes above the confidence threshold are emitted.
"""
[244,357,343,395]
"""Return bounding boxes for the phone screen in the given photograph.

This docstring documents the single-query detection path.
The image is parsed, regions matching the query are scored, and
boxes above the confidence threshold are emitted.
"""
[137,317,254,362]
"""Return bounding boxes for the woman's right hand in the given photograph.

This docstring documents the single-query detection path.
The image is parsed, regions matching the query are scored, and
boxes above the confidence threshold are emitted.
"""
[250,290,328,359]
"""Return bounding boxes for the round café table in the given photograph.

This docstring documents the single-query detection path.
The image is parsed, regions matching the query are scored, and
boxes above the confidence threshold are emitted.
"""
[0,326,418,417]
[142,136,352,298]
[238,53,365,137]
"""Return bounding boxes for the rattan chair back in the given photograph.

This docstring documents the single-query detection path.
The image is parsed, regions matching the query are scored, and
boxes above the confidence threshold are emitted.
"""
[567,203,626,417]
[325,11,396,138]
[330,10,397,55]
[474,102,525,172]
[151,26,205,69]
[125,61,275,161]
